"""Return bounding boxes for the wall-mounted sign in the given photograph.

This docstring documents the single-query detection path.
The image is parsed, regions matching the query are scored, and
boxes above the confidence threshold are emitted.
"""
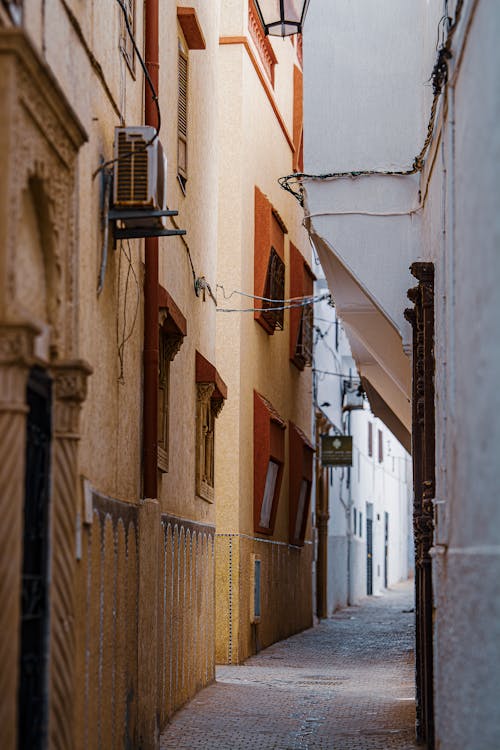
[321,435,352,466]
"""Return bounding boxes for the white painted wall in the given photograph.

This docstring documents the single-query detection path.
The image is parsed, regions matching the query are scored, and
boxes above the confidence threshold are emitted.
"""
[304,1,500,746]
[313,267,412,614]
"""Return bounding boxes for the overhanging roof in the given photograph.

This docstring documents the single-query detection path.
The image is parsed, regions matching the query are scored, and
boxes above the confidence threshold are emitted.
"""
[309,227,412,443]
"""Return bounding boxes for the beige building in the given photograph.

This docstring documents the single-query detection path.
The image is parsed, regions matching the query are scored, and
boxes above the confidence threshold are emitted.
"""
[0,1,226,748]
[0,0,316,746]
[215,0,314,664]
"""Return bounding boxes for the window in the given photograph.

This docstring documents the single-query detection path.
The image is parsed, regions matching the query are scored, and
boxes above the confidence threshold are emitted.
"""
[353,507,357,535]
[359,512,363,537]
[262,247,285,331]
[158,288,186,473]
[195,352,227,502]
[254,187,287,335]
[177,36,188,190]
[289,422,314,546]
[260,460,280,527]
[254,391,286,534]
[176,8,206,192]
[368,421,373,457]
[378,429,384,463]
[289,243,315,370]
[119,0,136,74]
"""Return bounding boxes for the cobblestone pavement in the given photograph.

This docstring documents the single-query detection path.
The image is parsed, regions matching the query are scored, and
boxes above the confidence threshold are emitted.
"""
[160,580,418,749]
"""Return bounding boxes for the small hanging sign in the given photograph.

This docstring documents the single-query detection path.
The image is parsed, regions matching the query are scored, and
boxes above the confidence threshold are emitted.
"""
[321,435,352,466]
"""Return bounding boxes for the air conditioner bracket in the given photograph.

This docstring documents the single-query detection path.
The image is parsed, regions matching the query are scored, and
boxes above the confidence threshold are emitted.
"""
[109,208,186,240]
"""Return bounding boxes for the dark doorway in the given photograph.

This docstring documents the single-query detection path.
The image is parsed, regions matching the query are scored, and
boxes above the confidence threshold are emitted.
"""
[384,512,389,588]
[366,502,373,596]
[18,368,52,750]
[366,518,373,595]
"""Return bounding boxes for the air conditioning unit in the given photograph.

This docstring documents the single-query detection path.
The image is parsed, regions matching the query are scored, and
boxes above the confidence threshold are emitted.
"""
[112,126,167,228]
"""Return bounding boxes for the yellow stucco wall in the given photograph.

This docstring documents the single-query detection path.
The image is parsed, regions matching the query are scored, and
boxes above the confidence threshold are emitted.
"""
[0,1,313,747]
[215,3,313,664]
[0,2,222,747]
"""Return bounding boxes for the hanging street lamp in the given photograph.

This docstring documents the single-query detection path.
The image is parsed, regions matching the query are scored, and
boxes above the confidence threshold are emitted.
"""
[253,0,311,37]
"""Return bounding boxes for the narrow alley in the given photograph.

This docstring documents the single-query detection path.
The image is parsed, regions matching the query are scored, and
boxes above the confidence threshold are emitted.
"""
[160,582,417,750]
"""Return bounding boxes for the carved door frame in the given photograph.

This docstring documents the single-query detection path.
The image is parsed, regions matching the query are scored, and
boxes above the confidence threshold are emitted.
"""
[0,30,90,750]
[405,262,436,749]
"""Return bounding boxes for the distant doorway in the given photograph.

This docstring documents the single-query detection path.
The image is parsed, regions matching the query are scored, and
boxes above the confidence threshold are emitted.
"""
[366,503,373,595]
[18,368,52,750]
[384,512,389,588]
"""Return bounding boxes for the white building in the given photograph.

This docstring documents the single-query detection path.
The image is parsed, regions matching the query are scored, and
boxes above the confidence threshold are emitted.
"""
[301,1,500,748]
[313,272,412,614]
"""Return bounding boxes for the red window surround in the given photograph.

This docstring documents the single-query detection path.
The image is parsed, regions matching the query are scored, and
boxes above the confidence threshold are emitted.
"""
[195,351,227,404]
[248,0,278,87]
[159,284,187,339]
[254,186,287,335]
[177,7,206,50]
[289,242,315,370]
[254,391,286,535]
[288,422,314,546]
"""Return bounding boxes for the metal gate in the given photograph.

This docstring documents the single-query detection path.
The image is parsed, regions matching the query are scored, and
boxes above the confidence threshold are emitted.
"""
[366,518,373,595]
[18,368,52,750]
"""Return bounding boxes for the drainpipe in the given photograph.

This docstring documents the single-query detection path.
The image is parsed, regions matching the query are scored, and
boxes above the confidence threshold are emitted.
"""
[138,3,161,746]
[143,0,159,500]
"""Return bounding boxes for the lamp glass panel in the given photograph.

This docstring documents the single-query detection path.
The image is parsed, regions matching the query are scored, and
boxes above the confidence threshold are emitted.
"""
[284,0,304,21]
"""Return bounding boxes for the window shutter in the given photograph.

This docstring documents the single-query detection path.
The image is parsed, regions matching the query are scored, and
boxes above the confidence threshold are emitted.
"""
[178,46,188,181]
[262,248,285,331]
[120,0,136,73]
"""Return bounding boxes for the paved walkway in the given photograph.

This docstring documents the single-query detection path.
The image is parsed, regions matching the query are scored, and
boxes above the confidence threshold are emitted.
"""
[160,581,418,749]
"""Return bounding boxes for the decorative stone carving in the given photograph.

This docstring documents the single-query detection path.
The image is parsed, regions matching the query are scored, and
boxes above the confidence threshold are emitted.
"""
[0,30,87,362]
[0,29,88,750]
[248,0,278,86]
[405,261,435,748]
[163,334,184,363]
[51,361,92,437]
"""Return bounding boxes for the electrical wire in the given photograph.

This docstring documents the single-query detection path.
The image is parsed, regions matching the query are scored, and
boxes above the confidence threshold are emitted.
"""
[93,0,161,179]
[216,292,331,314]
[216,283,327,306]
[117,239,140,382]
[279,0,464,205]
[313,367,360,380]
[303,207,422,220]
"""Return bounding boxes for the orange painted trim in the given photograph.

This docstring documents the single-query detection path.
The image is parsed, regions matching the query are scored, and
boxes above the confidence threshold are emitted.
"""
[219,36,295,153]
[177,7,206,50]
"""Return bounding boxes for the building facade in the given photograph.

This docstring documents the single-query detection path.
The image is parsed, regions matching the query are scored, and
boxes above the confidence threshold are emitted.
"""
[0,0,318,747]
[0,1,225,748]
[313,281,412,616]
[215,0,314,665]
[301,1,500,748]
